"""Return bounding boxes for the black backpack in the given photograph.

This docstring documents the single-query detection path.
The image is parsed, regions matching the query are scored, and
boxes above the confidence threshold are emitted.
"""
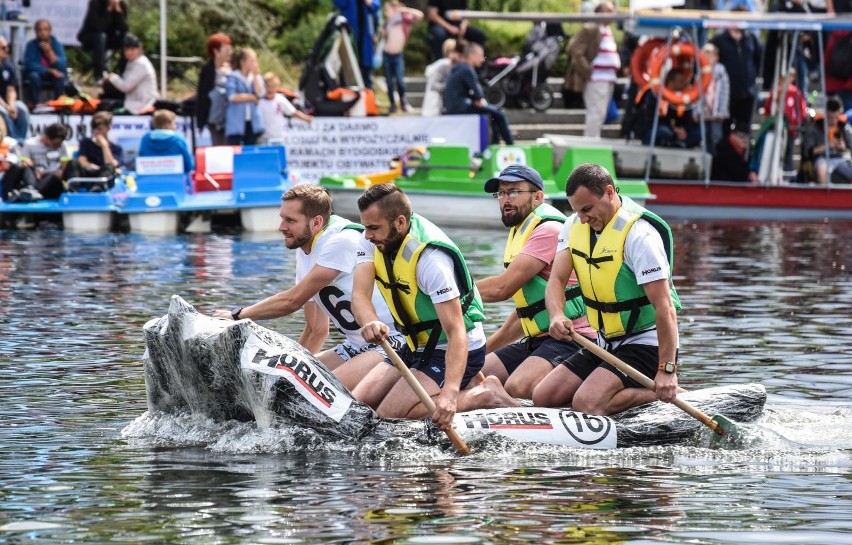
[828,33,852,80]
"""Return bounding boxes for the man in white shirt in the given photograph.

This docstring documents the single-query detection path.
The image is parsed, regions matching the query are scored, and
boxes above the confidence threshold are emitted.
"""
[351,183,514,430]
[534,163,682,415]
[213,184,404,394]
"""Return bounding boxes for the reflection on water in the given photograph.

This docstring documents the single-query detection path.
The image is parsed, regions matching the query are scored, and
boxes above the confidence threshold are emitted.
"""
[1,221,851,544]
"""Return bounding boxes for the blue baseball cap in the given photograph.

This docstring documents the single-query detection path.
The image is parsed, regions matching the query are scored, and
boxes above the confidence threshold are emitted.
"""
[483,164,544,193]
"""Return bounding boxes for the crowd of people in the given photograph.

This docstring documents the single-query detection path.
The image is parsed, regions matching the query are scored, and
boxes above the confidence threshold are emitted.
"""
[4,0,852,204]
[211,162,681,428]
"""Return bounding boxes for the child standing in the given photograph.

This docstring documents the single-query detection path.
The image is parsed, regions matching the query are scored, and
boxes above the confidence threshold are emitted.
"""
[381,1,423,113]
[763,68,808,173]
[699,43,730,154]
[258,72,314,144]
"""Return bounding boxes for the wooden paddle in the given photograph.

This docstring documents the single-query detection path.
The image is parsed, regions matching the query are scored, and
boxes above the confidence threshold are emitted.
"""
[380,339,471,455]
[570,332,738,438]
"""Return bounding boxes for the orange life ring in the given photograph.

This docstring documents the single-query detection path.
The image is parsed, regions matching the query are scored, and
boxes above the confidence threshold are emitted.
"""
[630,37,667,87]
[646,41,712,107]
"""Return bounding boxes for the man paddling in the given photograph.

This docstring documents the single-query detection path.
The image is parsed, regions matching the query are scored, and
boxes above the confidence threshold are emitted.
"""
[533,163,682,414]
[213,184,405,394]
[351,183,514,429]
[475,164,595,399]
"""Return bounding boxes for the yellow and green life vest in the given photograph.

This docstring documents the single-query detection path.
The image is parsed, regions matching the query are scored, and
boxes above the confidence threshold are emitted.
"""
[502,203,585,337]
[568,196,681,339]
[374,214,485,354]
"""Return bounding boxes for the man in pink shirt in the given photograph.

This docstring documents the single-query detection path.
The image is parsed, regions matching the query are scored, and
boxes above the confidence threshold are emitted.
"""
[475,165,596,400]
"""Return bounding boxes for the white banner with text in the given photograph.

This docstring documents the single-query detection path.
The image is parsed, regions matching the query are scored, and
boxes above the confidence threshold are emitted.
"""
[273,115,484,183]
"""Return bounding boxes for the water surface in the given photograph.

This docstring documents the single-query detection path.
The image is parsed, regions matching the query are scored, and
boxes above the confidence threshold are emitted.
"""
[1,221,851,544]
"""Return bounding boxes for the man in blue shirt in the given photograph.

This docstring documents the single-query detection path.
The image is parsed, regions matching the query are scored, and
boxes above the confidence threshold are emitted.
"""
[443,41,514,145]
[23,19,68,105]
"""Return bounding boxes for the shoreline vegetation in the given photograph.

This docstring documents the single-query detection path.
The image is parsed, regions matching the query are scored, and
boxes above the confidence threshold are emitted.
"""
[67,0,583,101]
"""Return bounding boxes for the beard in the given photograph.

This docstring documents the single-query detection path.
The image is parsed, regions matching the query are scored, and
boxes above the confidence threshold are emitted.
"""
[284,225,313,249]
[501,202,531,227]
[377,224,405,255]
[501,209,524,227]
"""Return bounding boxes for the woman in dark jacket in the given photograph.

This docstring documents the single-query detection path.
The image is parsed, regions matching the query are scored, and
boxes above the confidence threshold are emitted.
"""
[196,33,232,146]
[77,0,129,79]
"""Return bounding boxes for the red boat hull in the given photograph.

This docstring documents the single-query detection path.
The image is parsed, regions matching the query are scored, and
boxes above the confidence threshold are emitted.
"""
[646,180,852,220]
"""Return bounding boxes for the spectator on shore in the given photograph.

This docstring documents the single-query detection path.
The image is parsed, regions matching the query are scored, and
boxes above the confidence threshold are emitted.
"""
[258,72,314,144]
[711,129,753,182]
[443,41,514,145]
[427,0,485,62]
[333,0,381,89]
[196,33,232,146]
[711,14,762,134]
[225,48,265,146]
[77,0,129,80]
[825,31,852,111]
[0,37,30,144]
[21,123,71,200]
[564,1,620,138]
[421,38,457,117]
[699,43,730,154]
[381,1,423,113]
[100,34,158,115]
[803,96,852,184]
[138,110,193,173]
[69,111,123,181]
[0,143,42,203]
[640,69,701,149]
[762,68,808,173]
[23,20,68,105]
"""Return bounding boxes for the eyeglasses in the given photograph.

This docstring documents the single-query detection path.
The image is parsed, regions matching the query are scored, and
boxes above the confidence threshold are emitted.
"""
[492,189,537,199]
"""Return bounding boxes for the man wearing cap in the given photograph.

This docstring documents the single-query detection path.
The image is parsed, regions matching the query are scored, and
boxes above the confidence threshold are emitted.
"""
[351,183,515,430]
[534,163,682,415]
[475,164,595,400]
[100,33,158,115]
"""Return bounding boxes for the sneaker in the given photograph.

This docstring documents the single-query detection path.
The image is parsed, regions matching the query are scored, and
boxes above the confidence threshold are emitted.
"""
[389,103,397,114]
[5,189,20,202]
[17,187,43,202]
[401,97,410,112]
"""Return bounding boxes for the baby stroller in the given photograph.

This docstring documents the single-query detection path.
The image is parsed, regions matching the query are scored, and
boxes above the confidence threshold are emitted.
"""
[298,14,364,116]
[482,22,565,112]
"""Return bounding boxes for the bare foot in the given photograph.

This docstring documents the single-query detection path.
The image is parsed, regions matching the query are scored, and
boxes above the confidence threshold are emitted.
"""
[459,375,521,411]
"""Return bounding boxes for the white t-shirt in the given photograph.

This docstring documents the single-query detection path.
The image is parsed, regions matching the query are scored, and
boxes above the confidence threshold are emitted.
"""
[259,93,298,142]
[296,223,397,348]
[356,236,486,350]
[557,214,672,346]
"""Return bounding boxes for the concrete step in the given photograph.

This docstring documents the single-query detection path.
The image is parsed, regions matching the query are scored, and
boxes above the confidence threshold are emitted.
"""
[512,123,622,141]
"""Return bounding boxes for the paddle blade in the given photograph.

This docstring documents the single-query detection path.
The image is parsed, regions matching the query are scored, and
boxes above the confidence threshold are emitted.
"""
[710,414,743,446]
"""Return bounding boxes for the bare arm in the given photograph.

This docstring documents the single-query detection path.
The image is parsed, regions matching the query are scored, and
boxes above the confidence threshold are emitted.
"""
[212,265,340,321]
[403,6,424,21]
[476,253,547,302]
[485,311,523,353]
[431,297,468,429]
[352,262,387,343]
[643,278,679,403]
[546,248,576,340]
[427,6,458,34]
[298,301,330,353]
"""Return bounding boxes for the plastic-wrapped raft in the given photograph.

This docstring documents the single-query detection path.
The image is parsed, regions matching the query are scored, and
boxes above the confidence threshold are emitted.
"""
[142,295,767,449]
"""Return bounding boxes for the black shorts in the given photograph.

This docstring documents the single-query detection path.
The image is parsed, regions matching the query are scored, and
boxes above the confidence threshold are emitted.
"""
[558,343,660,389]
[493,335,582,375]
[399,345,486,389]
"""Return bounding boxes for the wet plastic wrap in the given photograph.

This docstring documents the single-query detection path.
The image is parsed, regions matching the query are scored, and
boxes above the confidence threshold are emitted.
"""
[143,295,379,440]
[142,295,767,449]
